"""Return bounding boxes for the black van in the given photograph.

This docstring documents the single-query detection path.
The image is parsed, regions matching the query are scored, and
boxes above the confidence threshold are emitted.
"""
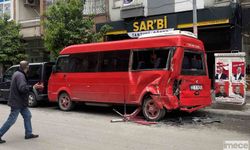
[0,62,54,107]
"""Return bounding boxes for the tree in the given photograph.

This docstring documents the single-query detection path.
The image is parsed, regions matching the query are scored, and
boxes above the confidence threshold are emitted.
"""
[43,0,111,59]
[0,16,26,71]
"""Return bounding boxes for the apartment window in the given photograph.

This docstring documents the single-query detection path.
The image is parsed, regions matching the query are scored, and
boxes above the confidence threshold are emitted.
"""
[46,0,55,7]
[0,0,12,19]
[83,0,106,15]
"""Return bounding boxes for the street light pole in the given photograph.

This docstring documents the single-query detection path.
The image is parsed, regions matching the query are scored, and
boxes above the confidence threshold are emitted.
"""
[193,0,198,38]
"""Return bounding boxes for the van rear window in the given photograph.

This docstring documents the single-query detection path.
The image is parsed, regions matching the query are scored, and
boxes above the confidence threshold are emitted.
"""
[181,50,206,75]
[28,65,42,80]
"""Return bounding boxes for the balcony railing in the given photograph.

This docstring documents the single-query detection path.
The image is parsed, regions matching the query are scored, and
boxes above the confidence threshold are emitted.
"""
[83,0,106,15]
[19,18,40,28]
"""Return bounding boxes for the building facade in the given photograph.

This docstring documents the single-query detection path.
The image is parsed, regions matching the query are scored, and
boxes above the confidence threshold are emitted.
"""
[96,0,250,81]
[1,0,109,64]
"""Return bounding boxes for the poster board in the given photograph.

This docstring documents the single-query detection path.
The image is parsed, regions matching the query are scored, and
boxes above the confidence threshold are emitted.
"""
[214,52,246,105]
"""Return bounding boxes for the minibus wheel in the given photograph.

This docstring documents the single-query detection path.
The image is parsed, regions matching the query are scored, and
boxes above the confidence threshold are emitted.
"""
[58,93,75,111]
[142,97,166,121]
[28,92,38,107]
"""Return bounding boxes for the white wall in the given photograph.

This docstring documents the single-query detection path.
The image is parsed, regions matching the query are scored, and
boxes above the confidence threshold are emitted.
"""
[15,0,40,22]
[109,0,146,21]
[109,0,122,21]
[175,0,204,12]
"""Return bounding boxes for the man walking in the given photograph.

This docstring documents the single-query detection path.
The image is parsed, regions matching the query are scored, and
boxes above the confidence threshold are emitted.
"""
[0,61,39,144]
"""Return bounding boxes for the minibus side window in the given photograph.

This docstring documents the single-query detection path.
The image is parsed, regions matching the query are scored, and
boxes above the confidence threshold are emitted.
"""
[56,56,69,73]
[68,53,99,72]
[181,50,206,75]
[132,47,171,70]
[100,50,130,72]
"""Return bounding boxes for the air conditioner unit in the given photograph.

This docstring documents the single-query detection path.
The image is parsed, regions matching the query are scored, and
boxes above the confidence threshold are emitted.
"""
[24,0,39,7]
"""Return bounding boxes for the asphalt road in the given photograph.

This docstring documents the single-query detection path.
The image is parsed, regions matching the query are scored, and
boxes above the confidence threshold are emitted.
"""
[0,103,249,150]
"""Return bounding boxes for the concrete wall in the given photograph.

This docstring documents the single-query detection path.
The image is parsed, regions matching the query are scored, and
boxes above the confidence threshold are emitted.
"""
[109,0,122,21]
[109,0,234,21]
[15,0,41,39]
[15,0,40,22]
[147,0,174,16]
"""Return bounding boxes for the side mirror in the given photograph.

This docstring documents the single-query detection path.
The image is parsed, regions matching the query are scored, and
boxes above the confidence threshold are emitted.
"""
[52,65,57,73]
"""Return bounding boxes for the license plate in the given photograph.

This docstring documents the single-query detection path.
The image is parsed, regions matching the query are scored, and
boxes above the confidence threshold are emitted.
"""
[190,85,203,91]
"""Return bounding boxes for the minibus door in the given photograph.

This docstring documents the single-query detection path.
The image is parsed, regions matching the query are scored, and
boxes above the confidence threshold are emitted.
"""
[178,51,211,107]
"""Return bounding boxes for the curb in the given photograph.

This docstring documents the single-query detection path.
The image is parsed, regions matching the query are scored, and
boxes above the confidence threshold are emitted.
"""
[200,106,250,120]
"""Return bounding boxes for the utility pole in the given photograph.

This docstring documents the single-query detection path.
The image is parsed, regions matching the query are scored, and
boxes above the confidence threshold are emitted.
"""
[193,0,198,38]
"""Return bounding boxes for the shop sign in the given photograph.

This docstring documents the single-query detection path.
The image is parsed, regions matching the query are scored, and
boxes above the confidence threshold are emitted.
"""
[128,28,174,38]
[128,16,168,38]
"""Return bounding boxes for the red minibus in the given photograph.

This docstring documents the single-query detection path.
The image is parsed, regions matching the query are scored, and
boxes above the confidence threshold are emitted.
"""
[48,30,211,121]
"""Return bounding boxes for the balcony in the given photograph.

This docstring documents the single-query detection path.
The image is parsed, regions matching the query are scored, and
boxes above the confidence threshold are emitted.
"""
[19,18,41,39]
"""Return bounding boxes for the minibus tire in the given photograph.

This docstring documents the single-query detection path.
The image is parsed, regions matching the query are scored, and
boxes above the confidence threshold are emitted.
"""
[28,92,38,107]
[58,93,75,111]
[142,97,166,121]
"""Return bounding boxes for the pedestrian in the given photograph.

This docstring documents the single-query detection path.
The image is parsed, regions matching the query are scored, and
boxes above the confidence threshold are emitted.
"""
[0,61,40,144]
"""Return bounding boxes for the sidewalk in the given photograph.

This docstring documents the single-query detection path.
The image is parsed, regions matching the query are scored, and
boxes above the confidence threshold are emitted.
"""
[200,91,250,120]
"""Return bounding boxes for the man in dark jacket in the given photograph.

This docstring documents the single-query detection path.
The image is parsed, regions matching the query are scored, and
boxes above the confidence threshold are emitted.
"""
[0,61,39,144]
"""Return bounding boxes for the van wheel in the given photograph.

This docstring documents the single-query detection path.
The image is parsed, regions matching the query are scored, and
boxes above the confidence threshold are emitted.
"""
[142,97,166,121]
[28,92,38,107]
[58,93,74,111]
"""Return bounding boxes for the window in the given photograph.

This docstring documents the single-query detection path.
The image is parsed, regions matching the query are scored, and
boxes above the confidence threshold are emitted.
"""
[56,56,69,73]
[3,66,18,82]
[67,50,130,73]
[46,0,55,8]
[83,0,106,15]
[28,65,42,80]
[132,48,171,70]
[99,50,130,72]
[0,0,12,19]
[69,53,99,72]
[181,50,206,75]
